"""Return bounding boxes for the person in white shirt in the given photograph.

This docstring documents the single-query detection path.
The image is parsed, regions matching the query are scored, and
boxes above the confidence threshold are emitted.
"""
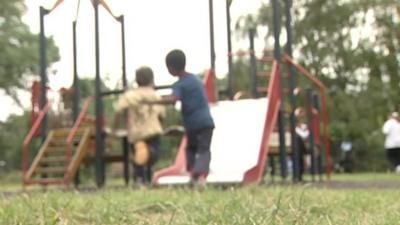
[294,107,310,181]
[382,112,400,172]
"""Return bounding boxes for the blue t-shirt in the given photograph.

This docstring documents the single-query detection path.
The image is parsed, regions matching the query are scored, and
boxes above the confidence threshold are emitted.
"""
[172,73,215,131]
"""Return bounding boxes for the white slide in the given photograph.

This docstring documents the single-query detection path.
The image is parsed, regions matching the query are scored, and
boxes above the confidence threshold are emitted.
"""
[155,98,269,184]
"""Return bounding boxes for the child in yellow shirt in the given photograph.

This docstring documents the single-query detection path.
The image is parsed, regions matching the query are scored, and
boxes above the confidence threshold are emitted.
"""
[114,66,165,185]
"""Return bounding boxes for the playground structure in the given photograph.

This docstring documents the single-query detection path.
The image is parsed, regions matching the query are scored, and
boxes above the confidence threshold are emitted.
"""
[153,52,331,185]
[22,0,332,188]
[23,0,131,187]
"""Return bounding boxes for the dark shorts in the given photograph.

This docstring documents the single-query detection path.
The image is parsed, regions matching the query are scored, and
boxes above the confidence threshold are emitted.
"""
[132,135,161,183]
[186,127,214,177]
[386,148,400,168]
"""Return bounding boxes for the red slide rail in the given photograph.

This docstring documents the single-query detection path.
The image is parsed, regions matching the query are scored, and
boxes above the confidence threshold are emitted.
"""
[243,61,281,184]
[151,137,188,183]
[283,54,332,178]
[203,68,217,103]
[22,101,52,182]
[66,97,94,166]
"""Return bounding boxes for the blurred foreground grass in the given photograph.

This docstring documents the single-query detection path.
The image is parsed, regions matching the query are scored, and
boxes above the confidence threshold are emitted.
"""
[1,172,400,224]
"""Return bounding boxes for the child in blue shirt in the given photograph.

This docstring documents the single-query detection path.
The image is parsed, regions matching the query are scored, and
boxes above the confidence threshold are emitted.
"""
[146,49,214,184]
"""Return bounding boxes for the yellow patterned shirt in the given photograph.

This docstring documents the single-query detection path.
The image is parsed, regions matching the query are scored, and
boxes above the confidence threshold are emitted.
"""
[115,87,165,142]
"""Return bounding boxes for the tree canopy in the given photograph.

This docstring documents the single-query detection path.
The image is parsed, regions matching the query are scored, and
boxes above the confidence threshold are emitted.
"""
[0,0,59,102]
[235,0,400,170]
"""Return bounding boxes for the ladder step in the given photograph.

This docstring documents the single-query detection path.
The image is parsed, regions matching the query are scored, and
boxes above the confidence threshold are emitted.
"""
[45,147,67,157]
[47,146,66,152]
[49,139,81,147]
[52,128,87,139]
[53,135,82,141]
[49,140,66,147]
[40,156,66,164]
[52,136,82,142]
[52,128,73,137]
[36,166,66,174]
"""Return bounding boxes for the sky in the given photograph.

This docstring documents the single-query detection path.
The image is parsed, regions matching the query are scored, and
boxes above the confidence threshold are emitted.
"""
[1,0,268,121]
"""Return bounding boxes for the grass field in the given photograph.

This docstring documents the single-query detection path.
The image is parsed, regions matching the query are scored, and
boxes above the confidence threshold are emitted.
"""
[1,173,400,224]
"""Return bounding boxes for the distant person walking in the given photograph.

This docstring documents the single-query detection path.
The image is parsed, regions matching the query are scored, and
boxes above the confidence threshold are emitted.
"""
[382,112,400,172]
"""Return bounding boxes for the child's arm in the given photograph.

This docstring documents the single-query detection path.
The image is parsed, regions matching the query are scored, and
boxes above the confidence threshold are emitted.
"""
[115,91,141,112]
[143,94,178,105]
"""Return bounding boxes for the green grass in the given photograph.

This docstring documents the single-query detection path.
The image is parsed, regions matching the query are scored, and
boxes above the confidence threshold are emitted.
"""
[331,172,400,182]
[1,186,400,224]
[1,173,400,224]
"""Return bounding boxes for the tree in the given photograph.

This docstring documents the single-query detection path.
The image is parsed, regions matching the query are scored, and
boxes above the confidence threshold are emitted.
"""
[236,0,400,170]
[0,0,59,103]
[0,112,32,171]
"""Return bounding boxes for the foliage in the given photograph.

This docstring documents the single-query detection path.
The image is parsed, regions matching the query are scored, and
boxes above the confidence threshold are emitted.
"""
[0,0,59,103]
[0,112,33,172]
[235,0,400,171]
[217,57,254,99]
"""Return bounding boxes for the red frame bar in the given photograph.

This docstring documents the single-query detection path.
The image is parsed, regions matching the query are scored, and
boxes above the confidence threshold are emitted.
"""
[283,54,332,178]
[22,101,52,183]
[31,81,41,136]
[203,69,217,103]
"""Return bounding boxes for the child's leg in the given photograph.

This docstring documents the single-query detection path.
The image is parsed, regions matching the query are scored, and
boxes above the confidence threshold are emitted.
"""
[131,143,144,183]
[145,136,161,183]
[393,148,400,168]
[186,132,198,173]
[147,136,161,166]
[297,136,306,180]
[133,164,145,183]
[191,128,213,178]
[386,148,398,169]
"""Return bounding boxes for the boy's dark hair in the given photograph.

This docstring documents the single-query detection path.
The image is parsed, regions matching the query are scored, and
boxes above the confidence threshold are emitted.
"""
[165,49,186,71]
[135,66,154,86]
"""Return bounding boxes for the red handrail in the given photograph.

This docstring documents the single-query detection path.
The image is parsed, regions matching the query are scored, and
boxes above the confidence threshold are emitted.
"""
[244,61,281,183]
[283,54,332,179]
[152,136,188,184]
[203,69,217,103]
[31,81,41,136]
[22,101,52,180]
[66,97,94,166]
